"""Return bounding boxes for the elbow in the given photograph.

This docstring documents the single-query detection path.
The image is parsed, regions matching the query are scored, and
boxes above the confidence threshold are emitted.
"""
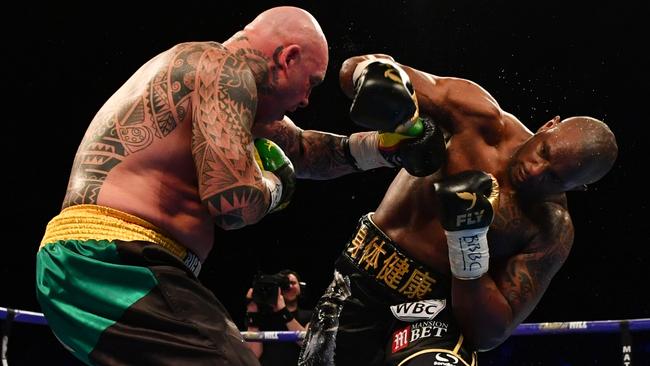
[204,186,268,230]
[213,218,246,231]
[212,211,264,231]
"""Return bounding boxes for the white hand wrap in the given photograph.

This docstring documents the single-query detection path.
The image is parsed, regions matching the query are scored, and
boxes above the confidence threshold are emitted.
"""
[445,227,490,280]
[348,132,394,170]
[262,171,283,213]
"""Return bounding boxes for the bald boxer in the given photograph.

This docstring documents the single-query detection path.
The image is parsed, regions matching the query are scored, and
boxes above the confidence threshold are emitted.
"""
[34,9,437,366]
[299,55,618,366]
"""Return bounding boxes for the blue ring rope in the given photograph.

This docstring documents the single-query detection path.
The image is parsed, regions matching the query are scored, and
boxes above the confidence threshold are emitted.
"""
[2,307,648,342]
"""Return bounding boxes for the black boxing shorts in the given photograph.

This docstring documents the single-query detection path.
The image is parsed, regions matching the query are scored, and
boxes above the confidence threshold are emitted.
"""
[299,213,477,366]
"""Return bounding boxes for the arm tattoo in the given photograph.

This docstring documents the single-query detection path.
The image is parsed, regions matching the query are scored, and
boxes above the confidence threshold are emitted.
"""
[295,131,357,179]
[63,44,200,207]
[498,207,573,316]
[491,194,524,233]
[205,186,266,230]
[264,123,358,179]
[233,45,359,179]
[234,47,282,95]
[191,47,266,228]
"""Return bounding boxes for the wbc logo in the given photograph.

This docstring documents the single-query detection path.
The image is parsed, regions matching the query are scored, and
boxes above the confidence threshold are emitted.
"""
[390,299,446,322]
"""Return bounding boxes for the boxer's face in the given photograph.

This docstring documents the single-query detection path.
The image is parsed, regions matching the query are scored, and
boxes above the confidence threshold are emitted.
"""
[509,120,586,195]
[279,49,326,116]
[256,46,326,123]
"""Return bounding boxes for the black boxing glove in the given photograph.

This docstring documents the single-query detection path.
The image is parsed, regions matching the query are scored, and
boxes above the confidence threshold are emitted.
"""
[434,171,500,279]
[379,116,446,177]
[349,59,419,132]
[345,116,446,176]
[345,59,445,175]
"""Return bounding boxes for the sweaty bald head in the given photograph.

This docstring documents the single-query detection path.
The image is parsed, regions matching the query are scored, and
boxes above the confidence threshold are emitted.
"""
[559,116,618,185]
[223,7,329,124]
[242,6,328,65]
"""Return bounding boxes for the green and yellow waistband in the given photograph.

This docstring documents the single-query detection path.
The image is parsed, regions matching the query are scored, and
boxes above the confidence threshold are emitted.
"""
[40,204,201,276]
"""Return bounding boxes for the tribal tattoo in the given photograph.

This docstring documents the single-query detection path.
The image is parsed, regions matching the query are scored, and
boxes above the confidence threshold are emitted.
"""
[290,131,356,179]
[234,47,281,95]
[63,43,203,207]
[191,46,266,229]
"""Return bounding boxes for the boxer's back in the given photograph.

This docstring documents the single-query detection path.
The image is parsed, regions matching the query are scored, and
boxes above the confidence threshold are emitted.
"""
[63,42,227,259]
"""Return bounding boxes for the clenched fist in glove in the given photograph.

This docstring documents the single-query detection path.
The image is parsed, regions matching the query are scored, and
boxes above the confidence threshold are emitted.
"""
[377,116,446,177]
[346,58,446,177]
[254,138,296,213]
[434,171,500,280]
[350,58,419,132]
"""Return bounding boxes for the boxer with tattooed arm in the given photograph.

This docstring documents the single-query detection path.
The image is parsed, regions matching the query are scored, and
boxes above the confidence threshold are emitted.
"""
[35,8,436,366]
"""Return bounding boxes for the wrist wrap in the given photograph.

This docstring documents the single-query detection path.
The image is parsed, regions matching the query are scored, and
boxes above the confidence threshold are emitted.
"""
[276,307,295,323]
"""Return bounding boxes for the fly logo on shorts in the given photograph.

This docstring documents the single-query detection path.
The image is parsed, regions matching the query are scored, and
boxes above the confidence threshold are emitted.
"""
[391,320,449,353]
[390,299,446,322]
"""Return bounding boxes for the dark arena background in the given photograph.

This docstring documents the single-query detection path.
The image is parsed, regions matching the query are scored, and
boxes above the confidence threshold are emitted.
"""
[4,1,649,365]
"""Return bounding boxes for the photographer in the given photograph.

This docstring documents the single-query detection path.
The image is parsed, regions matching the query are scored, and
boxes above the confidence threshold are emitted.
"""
[245,270,312,364]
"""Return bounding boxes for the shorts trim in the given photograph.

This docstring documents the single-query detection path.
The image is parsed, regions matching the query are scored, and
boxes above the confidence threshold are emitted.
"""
[40,204,201,276]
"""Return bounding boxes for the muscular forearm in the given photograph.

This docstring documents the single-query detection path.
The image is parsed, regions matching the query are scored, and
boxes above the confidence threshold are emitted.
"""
[253,119,361,180]
[437,171,513,350]
[452,276,514,351]
[291,130,360,180]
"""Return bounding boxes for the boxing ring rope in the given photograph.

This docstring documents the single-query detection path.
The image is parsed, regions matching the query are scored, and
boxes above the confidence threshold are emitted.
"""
[2,306,649,341]
[2,306,648,365]
[241,319,650,341]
